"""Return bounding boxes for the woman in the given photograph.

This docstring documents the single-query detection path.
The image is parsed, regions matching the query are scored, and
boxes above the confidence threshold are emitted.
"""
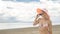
[33,8,52,34]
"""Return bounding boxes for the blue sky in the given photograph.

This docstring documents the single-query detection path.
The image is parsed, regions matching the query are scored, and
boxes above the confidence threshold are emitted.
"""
[2,0,40,2]
[16,0,40,2]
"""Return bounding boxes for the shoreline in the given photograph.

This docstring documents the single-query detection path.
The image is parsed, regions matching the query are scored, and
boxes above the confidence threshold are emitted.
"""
[0,23,60,30]
[0,25,59,30]
[0,25,60,34]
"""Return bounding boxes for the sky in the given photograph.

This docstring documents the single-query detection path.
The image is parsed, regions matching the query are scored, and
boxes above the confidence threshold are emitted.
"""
[16,0,40,2]
[0,0,60,23]
[2,0,40,2]
[0,0,40,23]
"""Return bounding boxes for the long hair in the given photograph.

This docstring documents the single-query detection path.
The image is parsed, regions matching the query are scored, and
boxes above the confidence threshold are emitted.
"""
[33,9,52,34]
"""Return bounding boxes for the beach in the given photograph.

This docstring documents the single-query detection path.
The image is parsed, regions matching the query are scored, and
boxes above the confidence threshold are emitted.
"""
[0,25,60,34]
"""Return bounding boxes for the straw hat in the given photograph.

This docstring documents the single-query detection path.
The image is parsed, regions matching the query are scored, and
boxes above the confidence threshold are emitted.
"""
[37,8,48,14]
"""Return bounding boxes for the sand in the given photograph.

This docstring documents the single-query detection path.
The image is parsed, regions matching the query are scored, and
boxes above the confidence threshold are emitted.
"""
[0,25,60,34]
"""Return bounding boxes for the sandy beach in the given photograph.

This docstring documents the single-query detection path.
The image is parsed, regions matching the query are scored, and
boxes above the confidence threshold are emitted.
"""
[0,25,60,34]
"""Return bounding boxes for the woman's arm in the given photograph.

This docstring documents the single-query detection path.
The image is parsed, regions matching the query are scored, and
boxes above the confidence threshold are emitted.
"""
[33,15,39,26]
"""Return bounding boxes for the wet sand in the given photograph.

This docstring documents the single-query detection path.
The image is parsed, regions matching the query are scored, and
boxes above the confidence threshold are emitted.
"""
[0,25,60,34]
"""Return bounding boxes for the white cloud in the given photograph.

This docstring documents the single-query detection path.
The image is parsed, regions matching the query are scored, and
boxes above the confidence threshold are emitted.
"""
[0,1,60,23]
